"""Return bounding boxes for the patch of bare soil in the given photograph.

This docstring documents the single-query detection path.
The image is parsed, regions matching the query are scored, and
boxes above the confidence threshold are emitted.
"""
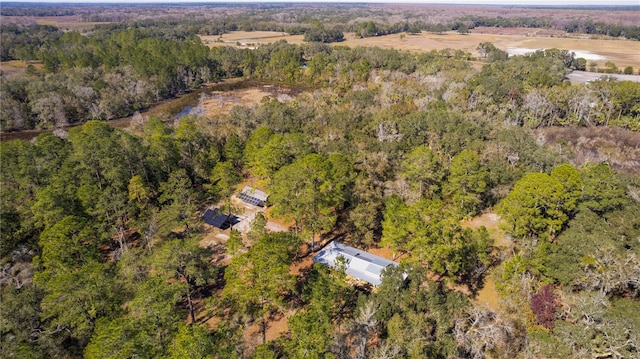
[461,210,511,248]
[475,274,501,312]
[290,253,314,277]
[462,210,510,311]
[0,60,43,79]
[366,246,407,262]
[199,230,230,266]
[243,311,291,351]
[537,126,640,174]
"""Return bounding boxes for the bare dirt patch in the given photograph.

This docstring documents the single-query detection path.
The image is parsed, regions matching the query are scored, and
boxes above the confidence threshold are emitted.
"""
[194,82,306,123]
[461,211,511,248]
[198,88,271,115]
[290,252,314,276]
[475,274,501,311]
[366,246,407,262]
[243,311,291,351]
[462,210,510,311]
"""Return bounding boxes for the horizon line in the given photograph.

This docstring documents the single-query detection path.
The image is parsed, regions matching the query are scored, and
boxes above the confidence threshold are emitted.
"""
[2,1,639,6]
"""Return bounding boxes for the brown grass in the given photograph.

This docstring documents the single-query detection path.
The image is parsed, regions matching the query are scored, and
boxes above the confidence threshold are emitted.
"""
[200,31,305,48]
[341,31,640,69]
[472,26,566,37]
[475,274,501,311]
[461,211,510,248]
[0,60,43,78]
[201,30,640,69]
[198,88,271,115]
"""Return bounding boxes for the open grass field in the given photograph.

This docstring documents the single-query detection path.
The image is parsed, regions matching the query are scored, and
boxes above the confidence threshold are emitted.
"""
[0,60,43,78]
[200,31,305,49]
[201,30,640,70]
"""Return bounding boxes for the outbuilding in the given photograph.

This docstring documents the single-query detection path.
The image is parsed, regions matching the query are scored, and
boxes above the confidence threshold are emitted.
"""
[237,186,269,207]
[203,208,230,228]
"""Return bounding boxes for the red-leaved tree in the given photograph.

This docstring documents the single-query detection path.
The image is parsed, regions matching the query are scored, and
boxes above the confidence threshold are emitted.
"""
[530,284,557,329]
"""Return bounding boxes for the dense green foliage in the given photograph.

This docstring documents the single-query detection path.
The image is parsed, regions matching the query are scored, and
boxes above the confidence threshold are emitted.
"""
[1,5,639,359]
[0,23,63,61]
[303,27,345,43]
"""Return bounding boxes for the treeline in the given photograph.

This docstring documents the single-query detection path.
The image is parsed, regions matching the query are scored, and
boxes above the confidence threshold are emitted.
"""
[1,27,217,131]
[343,14,640,40]
[0,23,63,61]
[465,16,552,29]
[303,26,345,43]
[563,19,640,39]
[0,5,76,17]
[464,16,640,40]
[312,16,640,40]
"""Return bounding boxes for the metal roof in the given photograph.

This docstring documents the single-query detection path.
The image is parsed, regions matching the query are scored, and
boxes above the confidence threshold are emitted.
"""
[203,208,229,228]
[239,186,269,206]
[313,241,399,286]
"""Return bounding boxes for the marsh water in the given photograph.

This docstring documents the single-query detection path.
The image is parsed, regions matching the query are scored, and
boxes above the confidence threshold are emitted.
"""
[0,78,301,142]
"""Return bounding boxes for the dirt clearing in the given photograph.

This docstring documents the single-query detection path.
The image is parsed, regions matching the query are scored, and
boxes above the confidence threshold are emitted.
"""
[462,210,510,311]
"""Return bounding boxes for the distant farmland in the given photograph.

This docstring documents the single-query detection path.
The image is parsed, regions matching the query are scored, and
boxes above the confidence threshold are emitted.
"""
[201,30,640,70]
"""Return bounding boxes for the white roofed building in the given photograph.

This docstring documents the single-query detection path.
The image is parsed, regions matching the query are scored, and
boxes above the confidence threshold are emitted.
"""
[313,241,401,286]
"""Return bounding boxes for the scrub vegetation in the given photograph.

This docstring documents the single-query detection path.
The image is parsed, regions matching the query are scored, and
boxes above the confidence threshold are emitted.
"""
[1,3,639,359]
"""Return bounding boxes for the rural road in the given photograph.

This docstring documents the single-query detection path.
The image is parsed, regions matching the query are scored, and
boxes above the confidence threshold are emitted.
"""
[567,71,640,84]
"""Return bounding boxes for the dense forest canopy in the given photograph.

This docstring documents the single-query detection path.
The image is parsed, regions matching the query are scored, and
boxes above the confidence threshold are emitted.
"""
[1,3,639,359]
